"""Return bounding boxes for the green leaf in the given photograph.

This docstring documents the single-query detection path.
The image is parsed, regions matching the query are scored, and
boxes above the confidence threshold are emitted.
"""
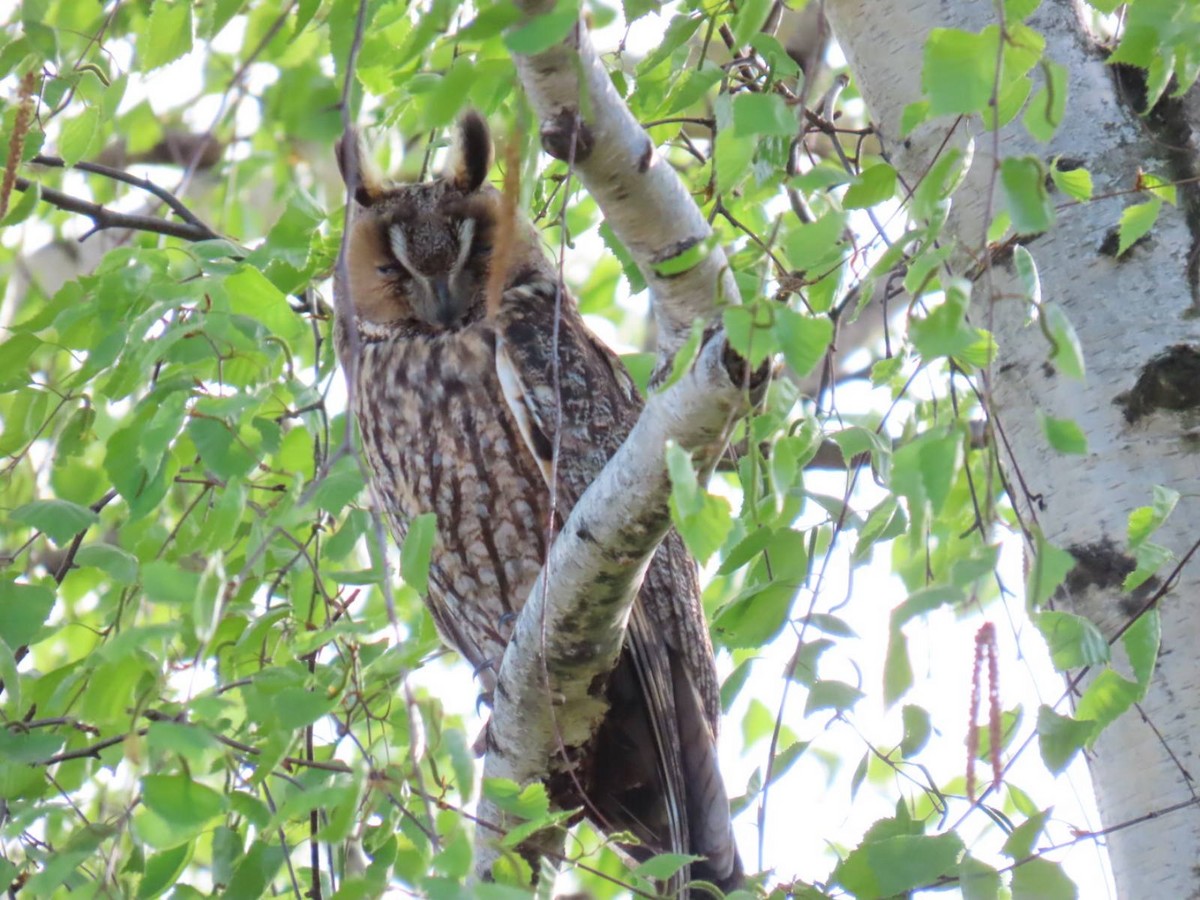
[1050,159,1093,201]
[138,843,193,899]
[1,178,40,226]
[634,852,701,882]
[666,442,732,563]
[1035,610,1109,671]
[844,164,897,209]
[732,92,796,137]
[883,625,913,707]
[960,854,1002,900]
[1117,197,1161,256]
[890,429,961,516]
[10,498,99,545]
[1038,412,1088,455]
[1074,668,1139,736]
[1036,705,1094,775]
[1025,532,1075,610]
[58,107,101,167]
[730,0,771,48]
[142,560,202,606]
[1012,246,1041,304]
[0,581,56,647]
[774,307,833,379]
[1010,857,1077,899]
[1122,609,1160,694]
[637,13,702,74]
[75,543,139,584]
[141,774,228,829]
[1024,60,1068,142]
[1002,807,1051,859]
[311,459,365,514]
[900,704,932,757]
[503,1,577,54]
[713,582,796,649]
[805,679,865,715]
[400,512,437,595]
[141,2,194,71]
[714,128,754,195]
[1126,485,1179,546]
[834,832,965,897]
[1042,303,1085,380]
[1000,156,1055,234]
[922,28,998,116]
[188,417,257,480]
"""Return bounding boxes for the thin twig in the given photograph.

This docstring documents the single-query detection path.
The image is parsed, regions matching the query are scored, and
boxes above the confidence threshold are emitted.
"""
[30,153,215,232]
[12,176,221,242]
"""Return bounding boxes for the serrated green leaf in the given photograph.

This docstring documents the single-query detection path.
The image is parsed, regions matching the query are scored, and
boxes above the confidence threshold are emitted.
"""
[805,679,865,715]
[1001,156,1055,234]
[1074,668,1139,737]
[1050,160,1093,201]
[1026,532,1075,610]
[1036,705,1094,775]
[834,832,965,897]
[58,107,100,167]
[1038,412,1088,455]
[10,498,99,544]
[75,543,138,584]
[1035,610,1109,671]
[900,704,931,757]
[1123,609,1160,694]
[714,128,754,195]
[1024,60,1067,142]
[1042,303,1085,380]
[732,92,796,137]
[141,2,194,71]
[634,852,702,881]
[1011,857,1077,899]
[142,774,227,829]
[922,28,997,116]
[0,581,56,647]
[1002,807,1051,859]
[1117,197,1161,256]
[774,307,833,379]
[400,512,436,595]
[844,163,897,209]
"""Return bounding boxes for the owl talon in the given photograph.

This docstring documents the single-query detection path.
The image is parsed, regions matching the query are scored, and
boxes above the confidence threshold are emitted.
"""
[475,691,493,714]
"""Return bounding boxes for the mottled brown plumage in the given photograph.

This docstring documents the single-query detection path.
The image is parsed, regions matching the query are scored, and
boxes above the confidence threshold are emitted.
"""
[334,112,741,893]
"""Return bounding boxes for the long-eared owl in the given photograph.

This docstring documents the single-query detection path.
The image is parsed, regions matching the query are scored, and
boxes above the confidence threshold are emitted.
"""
[333,112,742,892]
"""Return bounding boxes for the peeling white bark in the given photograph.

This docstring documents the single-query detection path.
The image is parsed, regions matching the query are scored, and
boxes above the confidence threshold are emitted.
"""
[510,1,741,358]
[825,1,1200,895]
[474,335,749,881]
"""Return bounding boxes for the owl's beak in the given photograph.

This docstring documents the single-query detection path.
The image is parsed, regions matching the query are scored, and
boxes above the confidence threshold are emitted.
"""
[430,275,465,326]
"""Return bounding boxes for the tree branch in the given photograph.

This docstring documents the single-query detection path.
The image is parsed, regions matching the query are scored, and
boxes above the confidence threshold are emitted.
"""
[508,2,741,359]
[29,154,217,234]
[474,334,753,879]
[12,176,221,242]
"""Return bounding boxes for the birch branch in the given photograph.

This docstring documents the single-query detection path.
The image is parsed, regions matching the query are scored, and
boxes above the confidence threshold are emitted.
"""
[474,334,752,880]
[509,3,741,358]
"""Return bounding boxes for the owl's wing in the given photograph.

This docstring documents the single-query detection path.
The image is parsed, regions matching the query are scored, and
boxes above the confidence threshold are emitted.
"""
[493,280,740,890]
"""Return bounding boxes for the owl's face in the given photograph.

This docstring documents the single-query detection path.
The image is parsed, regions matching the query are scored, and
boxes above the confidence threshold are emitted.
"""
[338,113,497,328]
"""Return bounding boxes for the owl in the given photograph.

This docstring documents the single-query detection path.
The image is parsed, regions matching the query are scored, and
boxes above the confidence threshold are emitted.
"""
[333,112,742,893]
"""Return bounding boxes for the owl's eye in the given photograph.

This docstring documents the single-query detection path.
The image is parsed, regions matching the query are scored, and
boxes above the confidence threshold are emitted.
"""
[377,261,408,277]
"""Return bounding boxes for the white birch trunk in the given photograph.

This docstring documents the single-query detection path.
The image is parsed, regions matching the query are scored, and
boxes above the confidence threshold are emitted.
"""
[824,1,1200,895]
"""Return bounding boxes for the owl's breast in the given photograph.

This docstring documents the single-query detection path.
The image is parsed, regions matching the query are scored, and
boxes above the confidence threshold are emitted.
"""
[353,322,550,672]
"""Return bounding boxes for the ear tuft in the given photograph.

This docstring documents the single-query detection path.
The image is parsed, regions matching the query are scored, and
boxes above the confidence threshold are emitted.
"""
[335,128,384,207]
[448,110,492,193]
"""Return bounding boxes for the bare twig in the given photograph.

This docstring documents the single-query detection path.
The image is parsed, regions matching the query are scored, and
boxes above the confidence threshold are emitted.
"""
[11,176,221,242]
